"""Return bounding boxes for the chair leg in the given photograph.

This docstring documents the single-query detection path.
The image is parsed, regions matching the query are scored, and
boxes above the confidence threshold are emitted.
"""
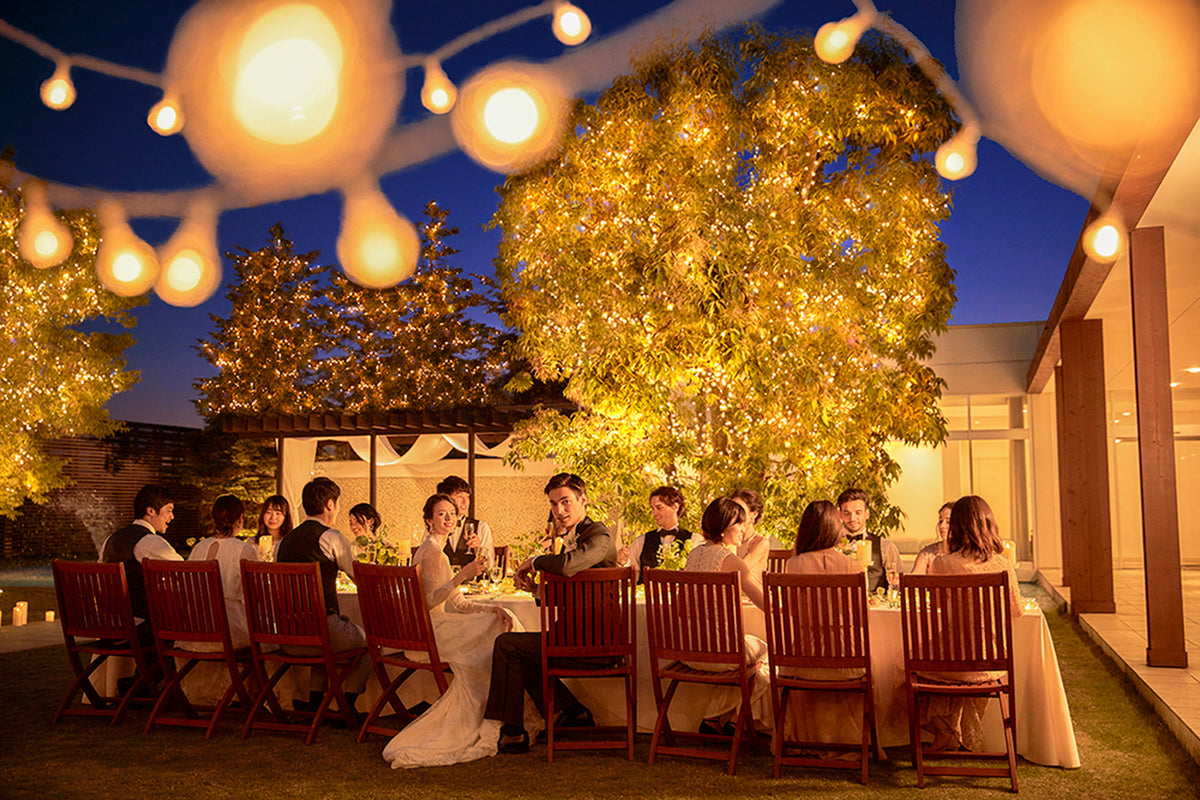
[626,673,636,762]
[772,687,789,779]
[1001,693,1019,793]
[358,666,416,744]
[648,680,680,764]
[908,687,925,789]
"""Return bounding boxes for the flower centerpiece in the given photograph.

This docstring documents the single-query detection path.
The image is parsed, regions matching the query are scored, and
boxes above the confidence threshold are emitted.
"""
[354,523,403,566]
[656,537,698,571]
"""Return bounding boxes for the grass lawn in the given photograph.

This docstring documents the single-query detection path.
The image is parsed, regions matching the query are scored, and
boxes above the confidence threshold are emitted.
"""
[0,598,1197,799]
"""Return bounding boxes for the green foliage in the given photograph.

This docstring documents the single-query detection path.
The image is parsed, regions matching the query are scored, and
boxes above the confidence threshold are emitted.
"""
[494,27,957,537]
[353,523,402,565]
[0,180,141,517]
[169,430,278,524]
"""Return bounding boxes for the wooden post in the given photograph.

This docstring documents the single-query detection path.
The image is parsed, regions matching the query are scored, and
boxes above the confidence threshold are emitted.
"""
[467,427,476,519]
[1129,226,1188,667]
[1054,366,1071,587]
[1058,319,1116,613]
[275,437,284,496]
[369,433,378,509]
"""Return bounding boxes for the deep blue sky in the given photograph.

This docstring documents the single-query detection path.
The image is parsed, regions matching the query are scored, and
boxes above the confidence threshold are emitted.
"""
[0,0,1086,428]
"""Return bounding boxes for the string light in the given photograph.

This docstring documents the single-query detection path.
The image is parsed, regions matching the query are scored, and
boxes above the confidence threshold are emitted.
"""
[95,200,159,296]
[552,2,592,46]
[421,60,457,114]
[147,93,184,135]
[17,181,73,269]
[1082,211,1127,263]
[337,181,420,289]
[156,200,222,307]
[814,9,876,64]
[934,123,980,180]
[39,62,76,110]
[451,61,568,173]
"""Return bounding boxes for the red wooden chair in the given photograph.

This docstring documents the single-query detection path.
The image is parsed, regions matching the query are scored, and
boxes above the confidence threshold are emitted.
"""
[492,545,509,578]
[240,561,366,744]
[142,558,257,738]
[763,571,876,782]
[353,562,451,742]
[900,571,1018,792]
[766,549,792,574]
[643,568,758,775]
[50,559,160,725]
[540,567,637,762]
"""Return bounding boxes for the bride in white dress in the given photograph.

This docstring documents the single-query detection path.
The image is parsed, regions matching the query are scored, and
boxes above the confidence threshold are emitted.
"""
[383,493,515,768]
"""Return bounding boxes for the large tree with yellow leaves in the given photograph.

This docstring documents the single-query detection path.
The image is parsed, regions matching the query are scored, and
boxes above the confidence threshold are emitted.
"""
[494,28,958,537]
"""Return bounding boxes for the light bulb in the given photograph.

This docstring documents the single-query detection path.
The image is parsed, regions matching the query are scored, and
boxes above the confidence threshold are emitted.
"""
[337,182,419,288]
[552,2,591,46]
[40,64,76,110]
[155,205,222,306]
[1083,212,1126,263]
[96,202,159,296]
[935,124,981,180]
[148,94,185,135]
[814,12,874,64]
[451,61,568,173]
[421,61,457,114]
[17,182,73,269]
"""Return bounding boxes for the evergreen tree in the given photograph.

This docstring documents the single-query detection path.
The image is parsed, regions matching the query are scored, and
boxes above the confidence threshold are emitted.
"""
[194,223,331,418]
[493,27,958,536]
[330,200,506,413]
[0,180,141,517]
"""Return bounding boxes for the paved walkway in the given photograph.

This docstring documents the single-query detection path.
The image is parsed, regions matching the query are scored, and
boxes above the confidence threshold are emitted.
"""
[0,620,62,653]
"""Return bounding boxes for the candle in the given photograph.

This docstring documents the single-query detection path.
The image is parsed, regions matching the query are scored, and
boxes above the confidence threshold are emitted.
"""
[258,536,274,561]
[1002,539,1016,561]
[396,539,412,565]
[13,601,28,627]
[855,539,871,567]
[45,610,56,622]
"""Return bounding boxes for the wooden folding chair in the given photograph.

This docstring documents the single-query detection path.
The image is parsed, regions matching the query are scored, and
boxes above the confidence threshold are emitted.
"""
[353,562,451,742]
[492,545,509,578]
[240,561,366,745]
[51,559,160,725]
[766,550,791,574]
[643,568,757,775]
[142,559,257,738]
[763,571,876,782]
[900,571,1018,792]
[540,567,637,762]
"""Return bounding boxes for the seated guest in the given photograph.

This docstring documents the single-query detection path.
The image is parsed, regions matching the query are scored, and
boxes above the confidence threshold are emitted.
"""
[837,487,902,593]
[437,475,495,568]
[100,483,183,632]
[912,502,954,575]
[731,488,770,576]
[921,495,1024,752]
[485,473,617,754]
[347,501,382,551]
[626,486,693,583]
[275,477,372,715]
[254,494,293,559]
[187,495,259,650]
[779,500,868,748]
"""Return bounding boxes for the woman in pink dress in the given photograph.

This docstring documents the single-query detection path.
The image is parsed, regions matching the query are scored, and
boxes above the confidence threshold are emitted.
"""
[922,495,1023,751]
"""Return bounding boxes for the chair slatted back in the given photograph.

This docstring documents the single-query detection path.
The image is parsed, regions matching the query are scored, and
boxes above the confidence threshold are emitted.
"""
[241,561,330,649]
[354,563,440,655]
[493,545,509,578]
[541,567,635,658]
[766,549,792,574]
[53,560,137,640]
[900,571,1013,673]
[143,559,231,647]
[763,571,870,671]
[644,568,744,667]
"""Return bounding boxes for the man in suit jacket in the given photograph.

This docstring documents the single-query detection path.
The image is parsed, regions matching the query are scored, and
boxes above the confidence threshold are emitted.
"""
[436,474,495,568]
[838,487,902,593]
[484,472,617,754]
[99,484,183,627]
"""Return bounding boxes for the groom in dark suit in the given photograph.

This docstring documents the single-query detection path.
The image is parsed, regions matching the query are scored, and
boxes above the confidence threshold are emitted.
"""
[484,472,617,753]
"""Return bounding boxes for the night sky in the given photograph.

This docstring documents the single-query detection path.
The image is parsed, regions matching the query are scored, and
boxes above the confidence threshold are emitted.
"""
[0,0,1087,428]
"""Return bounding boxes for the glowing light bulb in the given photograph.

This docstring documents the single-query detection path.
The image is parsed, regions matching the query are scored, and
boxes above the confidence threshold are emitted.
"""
[935,124,981,180]
[451,61,567,173]
[40,64,76,110]
[1083,212,1126,263]
[96,202,159,296]
[421,61,457,114]
[552,2,591,46]
[155,205,222,306]
[484,88,539,144]
[814,12,874,64]
[17,182,73,269]
[148,94,185,135]
[337,183,419,288]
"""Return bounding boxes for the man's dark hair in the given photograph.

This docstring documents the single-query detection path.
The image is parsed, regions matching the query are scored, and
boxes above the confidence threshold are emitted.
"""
[836,487,870,508]
[650,486,686,519]
[301,477,341,516]
[133,484,174,519]
[436,475,470,495]
[544,472,586,497]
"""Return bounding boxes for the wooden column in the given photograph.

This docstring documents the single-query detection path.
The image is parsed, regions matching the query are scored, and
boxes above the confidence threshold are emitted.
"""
[1058,319,1116,613]
[1129,226,1188,667]
[369,433,378,508]
[1053,367,1071,586]
[467,427,477,519]
[274,436,284,495]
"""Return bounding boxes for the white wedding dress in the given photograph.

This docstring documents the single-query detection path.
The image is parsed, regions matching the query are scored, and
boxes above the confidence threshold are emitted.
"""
[382,536,520,768]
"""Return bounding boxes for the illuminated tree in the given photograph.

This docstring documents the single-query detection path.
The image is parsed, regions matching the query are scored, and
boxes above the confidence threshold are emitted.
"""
[494,28,957,536]
[329,200,506,413]
[194,223,332,418]
[0,180,141,517]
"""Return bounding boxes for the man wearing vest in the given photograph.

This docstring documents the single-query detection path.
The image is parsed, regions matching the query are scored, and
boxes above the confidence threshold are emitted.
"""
[99,483,183,638]
[437,475,495,569]
[484,473,618,754]
[275,476,372,714]
[838,487,902,594]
